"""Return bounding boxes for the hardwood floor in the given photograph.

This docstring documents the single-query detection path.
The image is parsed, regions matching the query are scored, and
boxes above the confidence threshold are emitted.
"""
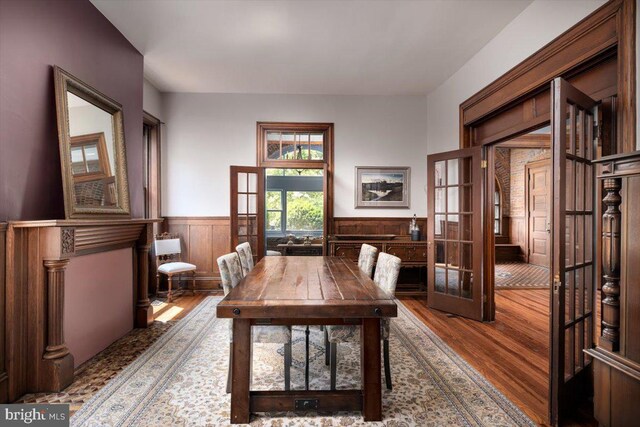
[400,289,550,425]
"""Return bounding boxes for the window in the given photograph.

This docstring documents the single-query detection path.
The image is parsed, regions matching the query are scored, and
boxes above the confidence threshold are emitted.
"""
[494,179,502,235]
[266,168,324,235]
[257,122,332,168]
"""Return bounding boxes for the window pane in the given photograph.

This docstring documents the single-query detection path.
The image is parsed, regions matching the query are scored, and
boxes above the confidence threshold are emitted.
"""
[267,132,281,159]
[286,191,323,232]
[266,191,282,210]
[434,161,445,186]
[267,211,281,231]
[70,147,86,174]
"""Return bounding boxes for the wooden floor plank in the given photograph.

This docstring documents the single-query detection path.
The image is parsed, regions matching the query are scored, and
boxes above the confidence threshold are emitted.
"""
[399,289,550,426]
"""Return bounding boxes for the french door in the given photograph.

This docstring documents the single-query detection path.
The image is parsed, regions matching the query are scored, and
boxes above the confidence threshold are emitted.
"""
[549,78,597,425]
[427,146,485,321]
[230,166,265,262]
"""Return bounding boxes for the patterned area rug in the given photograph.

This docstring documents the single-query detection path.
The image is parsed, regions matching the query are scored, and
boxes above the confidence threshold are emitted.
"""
[18,321,174,415]
[495,262,549,289]
[72,297,534,426]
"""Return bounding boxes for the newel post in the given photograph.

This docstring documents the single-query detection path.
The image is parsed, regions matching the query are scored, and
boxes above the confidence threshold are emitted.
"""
[135,223,153,328]
[601,177,621,352]
[42,258,74,391]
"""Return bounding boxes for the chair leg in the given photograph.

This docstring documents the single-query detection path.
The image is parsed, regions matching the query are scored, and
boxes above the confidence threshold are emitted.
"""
[167,274,173,303]
[330,342,337,390]
[324,329,330,366]
[155,274,160,297]
[284,342,291,391]
[226,344,233,394]
[191,270,196,295]
[383,339,392,390]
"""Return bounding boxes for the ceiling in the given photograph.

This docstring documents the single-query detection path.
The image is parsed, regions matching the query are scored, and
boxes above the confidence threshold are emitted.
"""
[91,0,532,95]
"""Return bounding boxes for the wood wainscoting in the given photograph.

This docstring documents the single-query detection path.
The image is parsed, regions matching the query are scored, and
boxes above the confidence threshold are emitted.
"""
[332,217,427,237]
[160,216,426,292]
[162,217,230,291]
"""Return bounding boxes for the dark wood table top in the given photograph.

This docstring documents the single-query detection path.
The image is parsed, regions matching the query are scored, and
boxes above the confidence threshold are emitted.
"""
[217,256,397,319]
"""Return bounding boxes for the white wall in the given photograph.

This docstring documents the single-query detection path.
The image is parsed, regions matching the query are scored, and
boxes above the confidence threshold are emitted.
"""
[143,78,164,121]
[426,0,607,155]
[162,93,428,217]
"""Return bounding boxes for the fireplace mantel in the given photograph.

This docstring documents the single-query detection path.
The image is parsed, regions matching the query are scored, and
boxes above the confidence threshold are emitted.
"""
[5,218,161,400]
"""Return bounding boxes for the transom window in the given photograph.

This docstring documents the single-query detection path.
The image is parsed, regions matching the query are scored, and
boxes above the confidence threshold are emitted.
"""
[257,122,331,168]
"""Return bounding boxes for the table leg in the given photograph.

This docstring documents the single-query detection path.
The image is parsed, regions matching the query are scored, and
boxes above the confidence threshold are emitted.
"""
[231,318,251,424]
[361,318,382,421]
[305,325,310,390]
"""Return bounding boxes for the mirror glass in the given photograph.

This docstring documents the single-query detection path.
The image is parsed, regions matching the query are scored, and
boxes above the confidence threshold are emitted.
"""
[66,92,118,208]
[54,66,130,218]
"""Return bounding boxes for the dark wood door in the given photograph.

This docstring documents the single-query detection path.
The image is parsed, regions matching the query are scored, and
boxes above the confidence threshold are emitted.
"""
[549,78,597,425]
[526,161,551,267]
[427,146,484,321]
[230,166,265,261]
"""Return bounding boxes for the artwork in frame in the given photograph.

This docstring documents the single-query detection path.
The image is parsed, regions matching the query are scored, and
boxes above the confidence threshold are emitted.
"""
[355,166,410,208]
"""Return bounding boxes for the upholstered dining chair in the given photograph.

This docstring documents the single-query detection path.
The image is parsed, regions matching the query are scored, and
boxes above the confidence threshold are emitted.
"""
[154,233,196,302]
[217,252,292,393]
[358,243,379,278]
[325,252,401,390]
[235,242,254,275]
[266,250,282,256]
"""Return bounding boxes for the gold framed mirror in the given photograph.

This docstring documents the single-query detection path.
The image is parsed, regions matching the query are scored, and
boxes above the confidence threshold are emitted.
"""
[54,66,130,218]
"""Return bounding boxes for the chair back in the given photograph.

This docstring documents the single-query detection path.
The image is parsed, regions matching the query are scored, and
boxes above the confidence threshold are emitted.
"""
[373,252,401,295]
[155,238,181,256]
[358,243,378,278]
[217,252,244,295]
[235,242,254,275]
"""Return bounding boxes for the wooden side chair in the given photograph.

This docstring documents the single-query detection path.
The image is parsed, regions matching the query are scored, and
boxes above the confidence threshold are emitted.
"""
[235,242,254,275]
[325,252,401,390]
[154,233,196,302]
[217,252,292,393]
[358,243,378,278]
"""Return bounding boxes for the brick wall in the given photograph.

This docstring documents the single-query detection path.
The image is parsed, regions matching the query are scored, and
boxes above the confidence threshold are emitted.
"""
[495,148,511,218]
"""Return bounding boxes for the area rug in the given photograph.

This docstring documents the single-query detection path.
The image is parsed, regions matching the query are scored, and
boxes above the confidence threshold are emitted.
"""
[72,297,535,426]
[495,262,549,289]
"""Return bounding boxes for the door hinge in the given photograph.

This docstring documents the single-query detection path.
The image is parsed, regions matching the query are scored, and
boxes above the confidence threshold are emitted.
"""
[483,294,488,303]
[481,160,488,169]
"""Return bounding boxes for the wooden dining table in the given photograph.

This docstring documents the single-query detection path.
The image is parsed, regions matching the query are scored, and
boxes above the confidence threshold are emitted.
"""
[216,255,398,424]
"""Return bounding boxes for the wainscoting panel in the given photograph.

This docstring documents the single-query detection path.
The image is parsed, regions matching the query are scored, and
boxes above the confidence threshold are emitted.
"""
[163,217,230,291]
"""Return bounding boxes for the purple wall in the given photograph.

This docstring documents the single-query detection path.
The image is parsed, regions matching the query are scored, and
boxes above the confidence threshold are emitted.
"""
[0,0,144,220]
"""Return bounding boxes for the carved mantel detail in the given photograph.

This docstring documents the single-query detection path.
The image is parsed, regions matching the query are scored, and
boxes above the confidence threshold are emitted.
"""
[60,227,75,255]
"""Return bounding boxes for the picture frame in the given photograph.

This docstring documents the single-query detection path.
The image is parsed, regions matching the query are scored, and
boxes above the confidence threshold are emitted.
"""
[355,166,410,208]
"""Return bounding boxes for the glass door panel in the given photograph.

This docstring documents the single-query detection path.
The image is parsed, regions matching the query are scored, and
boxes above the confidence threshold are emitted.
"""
[230,166,264,263]
[549,78,597,425]
[427,146,484,321]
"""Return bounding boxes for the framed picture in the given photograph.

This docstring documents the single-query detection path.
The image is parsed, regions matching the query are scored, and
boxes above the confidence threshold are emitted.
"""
[355,166,410,208]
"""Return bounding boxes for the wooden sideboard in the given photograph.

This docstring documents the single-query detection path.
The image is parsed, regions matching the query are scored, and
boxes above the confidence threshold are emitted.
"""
[328,236,427,295]
[4,219,159,401]
[586,152,640,426]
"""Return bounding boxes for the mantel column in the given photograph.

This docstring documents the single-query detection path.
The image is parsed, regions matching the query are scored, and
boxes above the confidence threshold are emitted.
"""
[41,258,74,391]
[601,177,621,352]
[135,224,153,328]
